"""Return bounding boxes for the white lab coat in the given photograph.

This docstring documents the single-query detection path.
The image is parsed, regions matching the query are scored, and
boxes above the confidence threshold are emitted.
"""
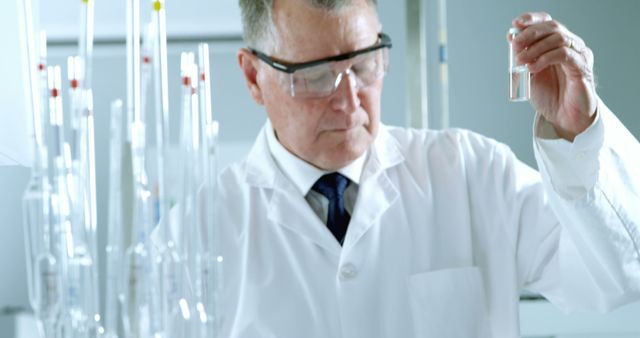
[214,100,640,338]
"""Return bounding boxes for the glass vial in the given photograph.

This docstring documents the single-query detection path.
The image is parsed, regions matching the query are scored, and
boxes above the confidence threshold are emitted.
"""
[509,28,530,102]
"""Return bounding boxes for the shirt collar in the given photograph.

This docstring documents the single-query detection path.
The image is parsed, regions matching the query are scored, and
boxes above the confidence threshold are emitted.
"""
[265,119,367,196]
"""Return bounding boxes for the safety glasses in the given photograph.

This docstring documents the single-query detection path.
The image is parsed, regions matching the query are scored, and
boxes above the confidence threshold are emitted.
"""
[250,33,392,99]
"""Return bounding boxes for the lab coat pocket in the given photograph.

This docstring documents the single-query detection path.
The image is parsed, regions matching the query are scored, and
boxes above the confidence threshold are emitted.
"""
[408,266,492,338]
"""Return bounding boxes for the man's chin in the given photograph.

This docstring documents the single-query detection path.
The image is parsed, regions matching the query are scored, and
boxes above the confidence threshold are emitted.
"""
[318,142,369,170]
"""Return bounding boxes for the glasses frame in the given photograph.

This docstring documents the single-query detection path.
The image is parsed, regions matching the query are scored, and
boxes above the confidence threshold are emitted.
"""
[249,32,392,74]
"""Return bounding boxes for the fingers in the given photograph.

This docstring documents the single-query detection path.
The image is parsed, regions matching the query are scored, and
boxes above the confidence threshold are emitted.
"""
[506,12,552,42]
[513,20,577,52]
[516,31,567,64]
[527,45,578,73]
[527,42,594,83]
[508,13,594,81]
[512,12,553,28]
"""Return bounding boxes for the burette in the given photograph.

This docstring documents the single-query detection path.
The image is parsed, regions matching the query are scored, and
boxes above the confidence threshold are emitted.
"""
[20,0,62,331]
[21,0,45,311]
[151,0,170,227]
[104,100,124,338]
[122,0,154,336]
[198,43,221,336]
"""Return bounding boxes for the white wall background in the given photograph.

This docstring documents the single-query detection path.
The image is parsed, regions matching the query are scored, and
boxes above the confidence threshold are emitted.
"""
[442,0,640,167]
[1,0,639,336]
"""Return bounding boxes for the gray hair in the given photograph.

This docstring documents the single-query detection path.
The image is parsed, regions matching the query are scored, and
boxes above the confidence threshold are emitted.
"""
[239,0,378,51]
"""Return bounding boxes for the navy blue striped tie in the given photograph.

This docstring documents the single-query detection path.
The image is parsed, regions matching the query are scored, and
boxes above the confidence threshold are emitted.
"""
[312,173,351,245]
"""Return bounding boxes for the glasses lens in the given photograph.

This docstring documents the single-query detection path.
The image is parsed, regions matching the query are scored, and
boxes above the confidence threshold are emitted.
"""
[351,48,388,86]
[286,48,389,99]
[290,63,335,98]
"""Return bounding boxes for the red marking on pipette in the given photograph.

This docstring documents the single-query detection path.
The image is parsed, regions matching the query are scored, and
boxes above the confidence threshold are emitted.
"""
[182,77,190,86]
[70,79,79,89]
[143,56,151,64]
[51,88,59,97]
[38,63,45,71]
[201,73,206,81]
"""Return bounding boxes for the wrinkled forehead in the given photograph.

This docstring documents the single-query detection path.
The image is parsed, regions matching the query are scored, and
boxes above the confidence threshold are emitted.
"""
[270,0,381,63]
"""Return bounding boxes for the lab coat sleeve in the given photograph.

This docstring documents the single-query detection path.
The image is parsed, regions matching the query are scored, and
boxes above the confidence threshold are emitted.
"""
[526,98,640,312]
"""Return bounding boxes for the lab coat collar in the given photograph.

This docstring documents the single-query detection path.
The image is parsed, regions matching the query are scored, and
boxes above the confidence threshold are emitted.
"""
[362,124,405,181]
[342,125,404,249]
[244,124,278,189]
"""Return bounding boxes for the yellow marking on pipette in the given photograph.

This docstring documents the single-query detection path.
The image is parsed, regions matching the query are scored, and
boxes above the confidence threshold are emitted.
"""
[153,1,162,11]
[82,0,89,3]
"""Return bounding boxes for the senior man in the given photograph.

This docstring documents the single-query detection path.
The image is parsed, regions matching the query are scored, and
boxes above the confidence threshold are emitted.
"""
[214,0,640,336]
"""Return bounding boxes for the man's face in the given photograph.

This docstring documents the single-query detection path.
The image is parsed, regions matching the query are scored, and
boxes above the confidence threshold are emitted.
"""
[244,0,384,171]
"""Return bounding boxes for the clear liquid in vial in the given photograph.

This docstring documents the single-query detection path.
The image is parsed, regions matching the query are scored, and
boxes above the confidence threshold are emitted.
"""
[510,65,530,102]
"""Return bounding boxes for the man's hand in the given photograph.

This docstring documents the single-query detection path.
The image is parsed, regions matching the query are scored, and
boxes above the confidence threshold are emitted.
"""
[509,12,597,141]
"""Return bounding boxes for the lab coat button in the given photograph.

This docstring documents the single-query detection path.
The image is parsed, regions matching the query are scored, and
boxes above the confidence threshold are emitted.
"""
[340,263,358,280]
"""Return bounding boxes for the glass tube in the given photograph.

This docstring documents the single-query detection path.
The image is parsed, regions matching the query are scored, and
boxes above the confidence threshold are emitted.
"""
[20,11,51,323]
[173,52,198,337]
[509,28,530,102]
[104,100,124,338]
[34,248,62,337]
[122,121,154,338]
[38,31,49,157]
[198,44,212,128]
[151,0,170,229]
[48,65,75,338]
[150,4,172,332]
[83,89,102,336]
[20,0,42,150]
[188,61,211,336]
[24,29,50,319]
[64,57,101,336]
[126,0,142,139]
[198,43,221,337]
[79,1,99,300]
[23,169,61,338]
[79,0,95,89]
[141,23,154,134]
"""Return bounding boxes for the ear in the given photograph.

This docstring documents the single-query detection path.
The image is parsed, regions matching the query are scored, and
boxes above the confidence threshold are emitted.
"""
[237,48,265,105]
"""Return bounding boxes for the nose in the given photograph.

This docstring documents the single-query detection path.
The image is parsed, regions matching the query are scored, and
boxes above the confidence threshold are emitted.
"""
[330,69,360,114]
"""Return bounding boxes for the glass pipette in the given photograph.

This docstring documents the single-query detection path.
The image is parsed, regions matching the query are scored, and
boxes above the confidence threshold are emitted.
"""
[164,52,199,337]
[126,0,141,140]
[20,5,50,325]
[141,23,154,135]
[151,0,170,230]
[198,43,221,337]
[83,89,102,336]
[104,100,124,338]
[20,0,41,150]
[79,0,95,89]
[78,0,100,301]
[122,0,155,335]
[23,28,49,317]
[187,59,209,336]
[122,119,154,338]
[63,57,101,337]
[48,65,76,338]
